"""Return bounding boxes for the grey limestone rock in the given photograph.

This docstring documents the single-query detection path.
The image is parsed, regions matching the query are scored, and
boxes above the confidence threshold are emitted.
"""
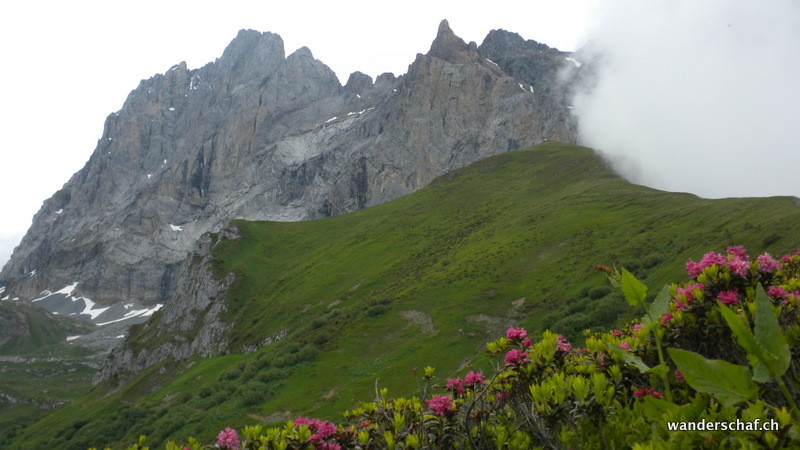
[2,22,580,374]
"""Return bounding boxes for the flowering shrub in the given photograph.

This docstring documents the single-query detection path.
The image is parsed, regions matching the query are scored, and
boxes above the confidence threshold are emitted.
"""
[122,247,799,449]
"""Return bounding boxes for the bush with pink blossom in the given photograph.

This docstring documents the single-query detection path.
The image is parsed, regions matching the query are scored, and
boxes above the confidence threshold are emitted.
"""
[122,247,800,449]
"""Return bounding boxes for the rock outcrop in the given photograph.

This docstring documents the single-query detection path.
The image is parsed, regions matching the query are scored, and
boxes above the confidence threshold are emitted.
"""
[94,229,236,381]
[0,21,581,315]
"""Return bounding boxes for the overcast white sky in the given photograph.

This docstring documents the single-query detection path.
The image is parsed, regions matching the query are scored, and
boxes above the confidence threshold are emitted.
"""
[1,0,799,268]
[574,0,800,200]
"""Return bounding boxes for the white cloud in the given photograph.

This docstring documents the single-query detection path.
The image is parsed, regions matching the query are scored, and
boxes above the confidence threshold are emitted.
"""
[573,0,800,198]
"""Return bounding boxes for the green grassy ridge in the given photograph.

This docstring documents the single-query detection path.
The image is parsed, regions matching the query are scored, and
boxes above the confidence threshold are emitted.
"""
[7,141,800,448]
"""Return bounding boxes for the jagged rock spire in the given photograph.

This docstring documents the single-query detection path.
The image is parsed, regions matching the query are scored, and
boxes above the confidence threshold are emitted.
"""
[428,19,477,63]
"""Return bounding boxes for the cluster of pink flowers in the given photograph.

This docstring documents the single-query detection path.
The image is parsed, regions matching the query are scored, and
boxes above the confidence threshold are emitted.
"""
[425,395,454,416]
[727,257,750,277]
[506,327,527,341]
[504,348,530,366]
[496,391,511,403]
[660,312,673,324]
[726,245,748,259]
[717,290,740,306]
[780,249,800,262]
[294,417,338,443]
[216,427,241,449]
[674,283,705,310]
[556,334,572,353]
[686,252,727,277]
[445,371,486,395]
[767,285,800,304]
[685,247,760,278]
[757,253,781,272]
[464,371,486,386]
[445,377,465,394]
[633,387,663,399]
[503,327,533,366]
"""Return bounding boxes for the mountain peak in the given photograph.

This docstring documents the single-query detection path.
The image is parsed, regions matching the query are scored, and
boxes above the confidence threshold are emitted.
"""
[215,29,285,81]
[428,19,474,63]
[288,46,314,60]
[437,19,455,37]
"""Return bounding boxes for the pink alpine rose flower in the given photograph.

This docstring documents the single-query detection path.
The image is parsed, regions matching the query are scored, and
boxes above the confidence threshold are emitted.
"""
[700,252,727,269]
[425,395,454,416]
[318,444,342,450]
[506,327,528,342]
[686,260,703,277]
[619,341,631,351]
[504,349,530,366]
[464,371,486,386]
[446,377,465,394]
[661,312,673,324]
[726,246,748,259]
[633,387,663,399]
[767,286,788,298]
[726,257,750,277]
[556,334,572,353]
[216,427,241,450]
[676,283,705,302]
[757,253,781,272]
[496,391,511,402]
[717,290,739,305]
[294,417,337,442]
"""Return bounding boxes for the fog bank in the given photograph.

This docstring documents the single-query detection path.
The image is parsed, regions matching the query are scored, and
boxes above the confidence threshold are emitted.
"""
[573,0,800,198]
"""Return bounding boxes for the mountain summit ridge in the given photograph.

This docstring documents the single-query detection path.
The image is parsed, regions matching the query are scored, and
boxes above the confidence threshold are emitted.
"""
[0,21,579,324]
[428,19,478,63]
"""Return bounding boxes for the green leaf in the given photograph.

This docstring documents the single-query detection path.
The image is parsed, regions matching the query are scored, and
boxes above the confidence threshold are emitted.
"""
[718,285,792,382]
[621,268,647,307]
[678,394,709,421]
[718,302,765,366]
[639,397,680,421]
[668,348,757,407]
[754,284,791,378]
[646,363,669,378]
[643,285,671,324]
[608,344,650,372]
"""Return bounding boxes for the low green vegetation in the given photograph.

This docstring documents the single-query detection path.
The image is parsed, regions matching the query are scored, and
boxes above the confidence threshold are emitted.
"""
[0,302,96,441]
[5,142,800,448]
[130,246,800,449]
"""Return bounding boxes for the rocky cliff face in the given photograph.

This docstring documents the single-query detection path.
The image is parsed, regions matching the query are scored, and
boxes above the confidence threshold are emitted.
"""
[93,229,236,381]
[0,21,580,315]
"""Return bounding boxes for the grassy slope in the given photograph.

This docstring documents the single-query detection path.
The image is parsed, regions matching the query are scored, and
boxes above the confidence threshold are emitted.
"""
[8,142,800,448]
[0,302,92,356]
[0,303,96,442]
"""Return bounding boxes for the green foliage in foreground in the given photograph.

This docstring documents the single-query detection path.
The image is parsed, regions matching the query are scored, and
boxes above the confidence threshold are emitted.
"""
[120,246,800,448]
[6,142,800,448]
